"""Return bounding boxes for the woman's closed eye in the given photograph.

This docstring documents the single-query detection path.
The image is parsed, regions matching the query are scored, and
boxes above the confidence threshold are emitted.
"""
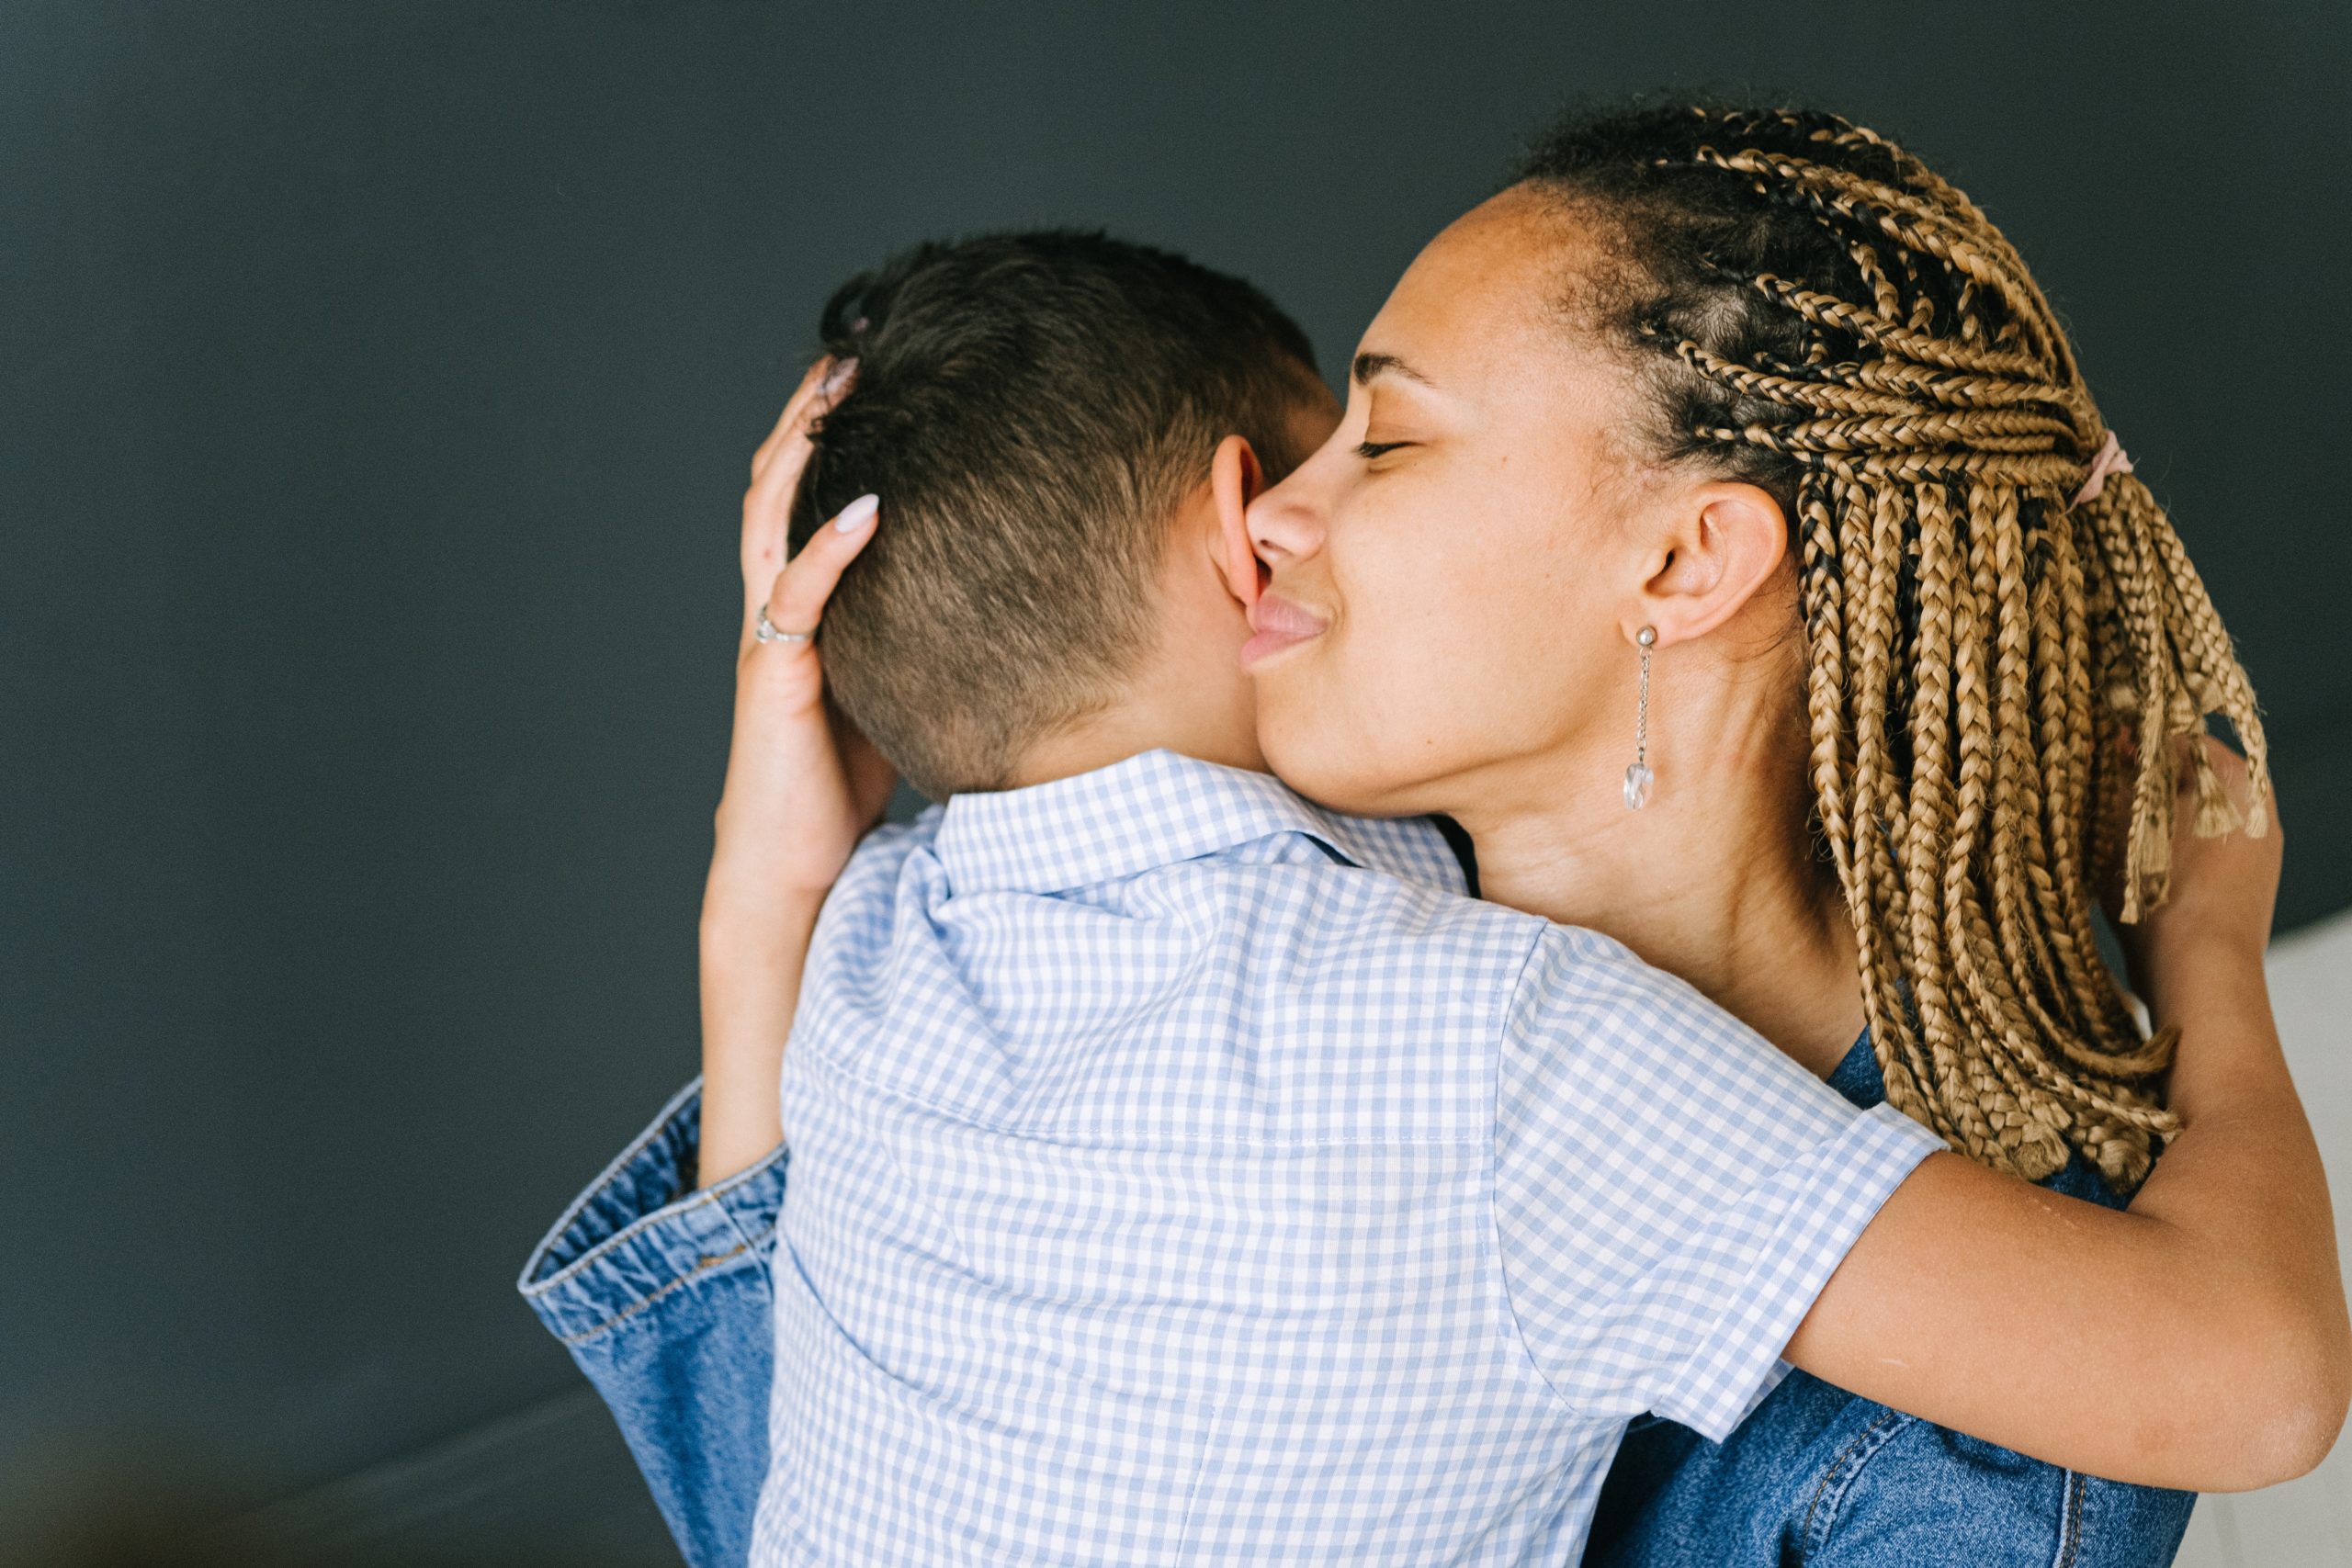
[1355,440,1411,460]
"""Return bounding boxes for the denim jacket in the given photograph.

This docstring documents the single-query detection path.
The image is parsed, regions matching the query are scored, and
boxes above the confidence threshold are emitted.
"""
[519,1041,2193,1568]
[519,1077,781,1568]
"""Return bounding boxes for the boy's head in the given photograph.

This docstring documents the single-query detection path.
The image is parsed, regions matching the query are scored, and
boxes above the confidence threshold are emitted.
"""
[786,231,1332,799]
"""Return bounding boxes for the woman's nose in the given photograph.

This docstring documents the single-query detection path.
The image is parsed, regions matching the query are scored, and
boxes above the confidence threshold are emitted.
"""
[1247,468,1329,570]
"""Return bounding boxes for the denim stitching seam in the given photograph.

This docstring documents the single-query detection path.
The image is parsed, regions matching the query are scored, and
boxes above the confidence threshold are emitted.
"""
[2052,1469,2085,1568]
[556,1223,777,1346]
[1799,1407,1907,1561]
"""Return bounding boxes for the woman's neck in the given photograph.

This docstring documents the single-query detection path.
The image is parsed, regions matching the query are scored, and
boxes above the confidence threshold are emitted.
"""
[1454,714,1865,1080]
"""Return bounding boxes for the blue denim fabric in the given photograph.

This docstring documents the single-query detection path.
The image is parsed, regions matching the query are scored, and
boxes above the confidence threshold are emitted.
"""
[523,1046,2195,1568]
[1586,1032,2195,1568]
[517,1077,780,1568]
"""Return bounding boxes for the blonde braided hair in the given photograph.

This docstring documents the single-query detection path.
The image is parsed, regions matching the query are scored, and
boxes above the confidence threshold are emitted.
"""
[1517,101,2269,1183]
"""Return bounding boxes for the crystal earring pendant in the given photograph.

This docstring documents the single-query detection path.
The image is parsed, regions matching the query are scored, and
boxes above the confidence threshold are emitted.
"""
[1623,626,1656,810]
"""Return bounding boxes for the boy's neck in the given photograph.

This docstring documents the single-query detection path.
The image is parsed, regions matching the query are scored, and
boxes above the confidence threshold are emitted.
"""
[1007,643,1266,790]
[1008,536,1267,789]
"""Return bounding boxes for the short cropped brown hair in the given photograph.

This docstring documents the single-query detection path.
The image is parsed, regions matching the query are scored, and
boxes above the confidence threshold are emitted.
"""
[786,231,1325,800]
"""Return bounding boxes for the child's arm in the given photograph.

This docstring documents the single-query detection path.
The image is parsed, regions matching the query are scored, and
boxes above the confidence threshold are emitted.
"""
[699,360,891,1187]
[1786,741,2348,1491]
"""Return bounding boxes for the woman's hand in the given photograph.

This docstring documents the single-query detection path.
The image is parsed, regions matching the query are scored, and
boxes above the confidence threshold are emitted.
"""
[2117,735,2283,1012]
[698,357,893,1186]
[706,356,895,921]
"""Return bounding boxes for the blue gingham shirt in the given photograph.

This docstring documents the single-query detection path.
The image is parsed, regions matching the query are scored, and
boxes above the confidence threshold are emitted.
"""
[750,751,1940,1565]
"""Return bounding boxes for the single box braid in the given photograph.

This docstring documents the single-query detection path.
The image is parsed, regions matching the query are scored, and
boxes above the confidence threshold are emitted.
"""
[1515,100,2270,1184]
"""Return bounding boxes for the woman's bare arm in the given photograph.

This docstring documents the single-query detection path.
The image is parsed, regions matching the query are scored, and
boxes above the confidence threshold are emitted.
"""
[697,359,891,1187]
[1786,742,2349,1490]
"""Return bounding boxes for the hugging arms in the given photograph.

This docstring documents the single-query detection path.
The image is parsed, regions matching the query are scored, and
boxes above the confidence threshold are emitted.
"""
[711,370,2334,1488]
[526,100,2348,1568]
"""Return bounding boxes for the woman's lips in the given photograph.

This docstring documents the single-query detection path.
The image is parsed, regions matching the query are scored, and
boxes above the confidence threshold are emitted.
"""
[1240,592,1329,669]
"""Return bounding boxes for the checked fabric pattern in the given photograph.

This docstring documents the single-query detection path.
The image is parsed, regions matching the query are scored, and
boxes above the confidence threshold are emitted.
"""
[749,750,1939,1565]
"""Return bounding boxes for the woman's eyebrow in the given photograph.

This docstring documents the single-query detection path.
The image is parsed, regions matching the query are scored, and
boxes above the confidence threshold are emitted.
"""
[1351,350,1435,389]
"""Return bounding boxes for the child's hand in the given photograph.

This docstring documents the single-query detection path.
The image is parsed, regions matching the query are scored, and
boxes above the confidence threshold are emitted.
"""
[704,356,896,932]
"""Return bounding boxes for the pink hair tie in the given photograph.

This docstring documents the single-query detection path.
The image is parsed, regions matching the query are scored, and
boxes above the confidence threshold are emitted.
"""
[2072,430,2134,505]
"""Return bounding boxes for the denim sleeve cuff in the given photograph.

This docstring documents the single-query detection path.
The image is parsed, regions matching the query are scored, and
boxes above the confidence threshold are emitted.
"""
[516,1076,790,1346]
[1657,1101,1945,1442]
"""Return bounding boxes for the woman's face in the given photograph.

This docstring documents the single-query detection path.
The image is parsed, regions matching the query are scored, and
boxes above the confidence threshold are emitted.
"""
[1245,187,1659,820]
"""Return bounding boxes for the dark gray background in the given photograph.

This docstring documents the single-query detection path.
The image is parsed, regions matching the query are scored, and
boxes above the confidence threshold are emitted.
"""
[6,1,2347,1561]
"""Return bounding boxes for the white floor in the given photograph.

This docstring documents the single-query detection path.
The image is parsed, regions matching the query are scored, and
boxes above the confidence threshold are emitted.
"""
[2176,908,2352,1566]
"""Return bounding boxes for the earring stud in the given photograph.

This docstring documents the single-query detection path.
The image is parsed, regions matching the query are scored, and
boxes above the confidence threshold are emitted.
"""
[1623,626,1656,810]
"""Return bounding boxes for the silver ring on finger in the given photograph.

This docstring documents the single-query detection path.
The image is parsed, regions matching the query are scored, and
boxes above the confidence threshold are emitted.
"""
[755,604,815,645]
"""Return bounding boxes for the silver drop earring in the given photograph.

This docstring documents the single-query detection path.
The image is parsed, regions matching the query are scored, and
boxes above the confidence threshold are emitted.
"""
[1623,626,1656,810]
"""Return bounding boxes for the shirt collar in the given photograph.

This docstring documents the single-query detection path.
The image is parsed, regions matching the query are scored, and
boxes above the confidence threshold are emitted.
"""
[932,750,1467,897]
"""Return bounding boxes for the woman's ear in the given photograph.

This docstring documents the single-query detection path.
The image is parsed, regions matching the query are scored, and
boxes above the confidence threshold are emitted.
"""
[1210,434,1266,612]
[1633,481,1789,649]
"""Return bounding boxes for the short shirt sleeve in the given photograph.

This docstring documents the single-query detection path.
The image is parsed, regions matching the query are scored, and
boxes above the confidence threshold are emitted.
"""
[1491,926,1943,1441]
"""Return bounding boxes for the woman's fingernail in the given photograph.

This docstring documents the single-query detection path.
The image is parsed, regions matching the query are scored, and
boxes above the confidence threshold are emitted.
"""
[820,357,858,396]
[835,493,879,532]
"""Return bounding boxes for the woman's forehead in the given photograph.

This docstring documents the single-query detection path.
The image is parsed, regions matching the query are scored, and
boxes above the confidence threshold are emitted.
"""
[1362,190,1602,391]
[1352,195,1628,455]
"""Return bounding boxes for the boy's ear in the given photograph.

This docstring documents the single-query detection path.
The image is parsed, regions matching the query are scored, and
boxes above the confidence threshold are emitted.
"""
[1210,434,1266,611]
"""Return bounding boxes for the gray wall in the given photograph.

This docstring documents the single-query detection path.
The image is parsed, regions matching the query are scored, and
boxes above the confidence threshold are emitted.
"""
[6,0,2348,1557]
